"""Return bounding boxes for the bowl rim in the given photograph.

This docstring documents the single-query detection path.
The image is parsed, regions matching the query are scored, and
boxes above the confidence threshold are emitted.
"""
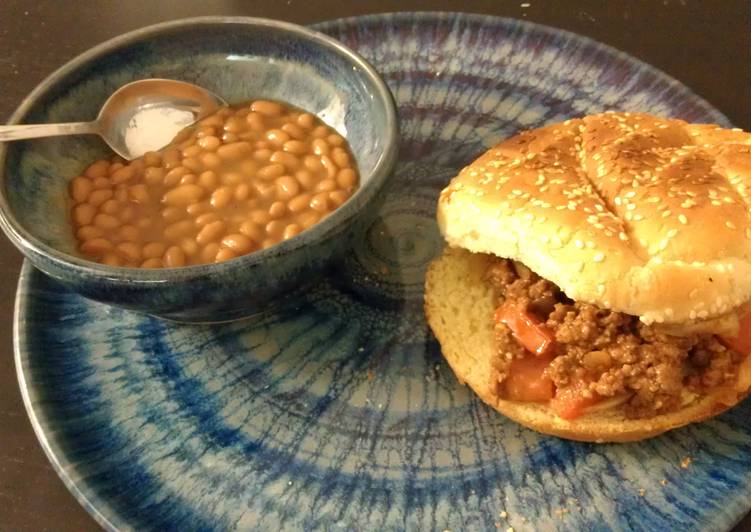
[0,15,399,281]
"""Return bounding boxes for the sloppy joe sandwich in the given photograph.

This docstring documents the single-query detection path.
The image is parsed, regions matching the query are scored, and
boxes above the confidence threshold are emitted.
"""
[425,112,751,442]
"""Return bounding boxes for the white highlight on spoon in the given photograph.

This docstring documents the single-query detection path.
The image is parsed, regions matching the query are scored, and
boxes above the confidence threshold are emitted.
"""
[124,106,196,157]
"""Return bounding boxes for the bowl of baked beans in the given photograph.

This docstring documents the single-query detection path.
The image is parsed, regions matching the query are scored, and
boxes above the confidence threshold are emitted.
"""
[0,17,398,321]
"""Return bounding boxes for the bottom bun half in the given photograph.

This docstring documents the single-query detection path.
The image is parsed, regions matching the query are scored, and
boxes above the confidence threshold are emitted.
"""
[424,247,749,443]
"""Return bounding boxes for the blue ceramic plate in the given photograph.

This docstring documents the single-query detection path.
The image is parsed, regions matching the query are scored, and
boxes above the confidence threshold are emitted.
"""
[15,12,751,531]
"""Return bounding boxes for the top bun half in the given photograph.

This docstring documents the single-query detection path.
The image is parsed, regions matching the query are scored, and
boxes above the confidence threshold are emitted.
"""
[438,112,751,324]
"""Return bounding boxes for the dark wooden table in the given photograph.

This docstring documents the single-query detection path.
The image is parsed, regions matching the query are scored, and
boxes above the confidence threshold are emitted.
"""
[1,1,749,530]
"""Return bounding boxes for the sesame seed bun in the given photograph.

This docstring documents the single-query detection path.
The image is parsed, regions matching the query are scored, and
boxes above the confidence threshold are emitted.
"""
[424,247,751,442]
[438,112,751,324]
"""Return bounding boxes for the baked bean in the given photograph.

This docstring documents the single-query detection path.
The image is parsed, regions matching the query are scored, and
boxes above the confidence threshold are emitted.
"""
[239,221,264,242]
[298,211,320,229]
[198,136,221,151]
[141,258,163,268]
[250,210,272,225]
[196,220,226,245]
[80,237,113,255]
[200,242,220,263]
[288,193,311,213]
[246,112,265,131]
[164,166,190,186]
[199,170,219,189]
[77,225,103,241]
[261,238,279,249]
[143,242,166,259]
[164,246,186,267]
[270,151,301,170]
[217,141,252,160]
[275,176,300,200]
[310,192,330,213]
[294,170,316,190]
[221,233,254,254]
[331,147,350,168]
[72,204,97,226]
[118,225,140,242]
[196,126,216,138]
[215,247,237,263]
[199,115,223,128]
[186,202,209,216]
[253,148,273,163]
[221,172,244,186]
[196,212,220,227]
[143,151,162,167]
[116,242,141,262]
[235,184,251,201]
[162,148,183,169]
[200,152,222,169]
[101,252,123,267]
[268,201,287,219]
[100,199,121,215]
[327,133,345,147]
[144,167,165,186]
[93,213,120,230]
[111,165,136,184]
[320,155,338,179]
[258,164,285,180]
[223,117,246,133]
[329,190,350,208]
[312,138,329,156]
[303,155,324,172]
[266,129,290,147]
[265,220,285,238]
[222,132,239,143]
[129,184,150,203]
[283,223,302,240]
[337,168,357,189]
[183,145,202,158]
[312,125,329,138]
[70,98,359,267]
[88,189,113,207]
[162,207,183,223]
[163,184,205,207]
[120,205,135,222]
[85,160,109,179]
[211,187,233,209]
[251,100,284,117]
[180,238,199,257]
[93,177,111,189]
[70,177,93,202]
[164,220,195,241]
[281,123,306,140]
[182,157,203,173]
[297,113,315,128]
[315,179,337,192]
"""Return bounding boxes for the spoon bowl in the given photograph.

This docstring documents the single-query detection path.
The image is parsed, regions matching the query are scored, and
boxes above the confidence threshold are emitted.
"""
[0,78,226,160]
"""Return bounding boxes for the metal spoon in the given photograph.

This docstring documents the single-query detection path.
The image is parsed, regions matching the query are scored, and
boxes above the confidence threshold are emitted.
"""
[0,79,226,160]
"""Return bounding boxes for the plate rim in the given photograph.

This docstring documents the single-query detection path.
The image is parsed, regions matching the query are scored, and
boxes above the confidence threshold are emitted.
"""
[12,11,743,531]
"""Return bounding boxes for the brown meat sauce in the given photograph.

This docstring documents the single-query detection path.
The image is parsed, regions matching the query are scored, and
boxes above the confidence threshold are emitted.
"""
[485,257,744,418]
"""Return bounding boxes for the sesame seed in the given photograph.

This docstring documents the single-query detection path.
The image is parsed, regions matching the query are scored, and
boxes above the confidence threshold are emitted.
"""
[667,229,678,238]
[619,232,628,241]
[689,310,697,320]
[627,203,636,211]
[575,239,584,249]
[593,253,605,262]
[662,210,671,218]
[698,310,709,319]
[726,221,737,230]
[678,214,688,225]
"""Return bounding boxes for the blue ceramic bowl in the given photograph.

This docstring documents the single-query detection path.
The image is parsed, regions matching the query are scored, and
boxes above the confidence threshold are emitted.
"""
[0,17,398,322]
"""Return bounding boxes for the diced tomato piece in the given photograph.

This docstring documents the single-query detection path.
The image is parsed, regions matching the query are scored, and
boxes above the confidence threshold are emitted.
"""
[504,354,555,402]
[550,381,600,420]
[720,311,751,355]
[494,302,556,356]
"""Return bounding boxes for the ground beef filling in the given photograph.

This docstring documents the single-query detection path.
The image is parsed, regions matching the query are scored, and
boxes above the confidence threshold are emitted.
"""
[485,257,744,419]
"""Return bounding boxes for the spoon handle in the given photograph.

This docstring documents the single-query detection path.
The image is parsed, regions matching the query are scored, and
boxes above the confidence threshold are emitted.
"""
[0,121,99,142]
